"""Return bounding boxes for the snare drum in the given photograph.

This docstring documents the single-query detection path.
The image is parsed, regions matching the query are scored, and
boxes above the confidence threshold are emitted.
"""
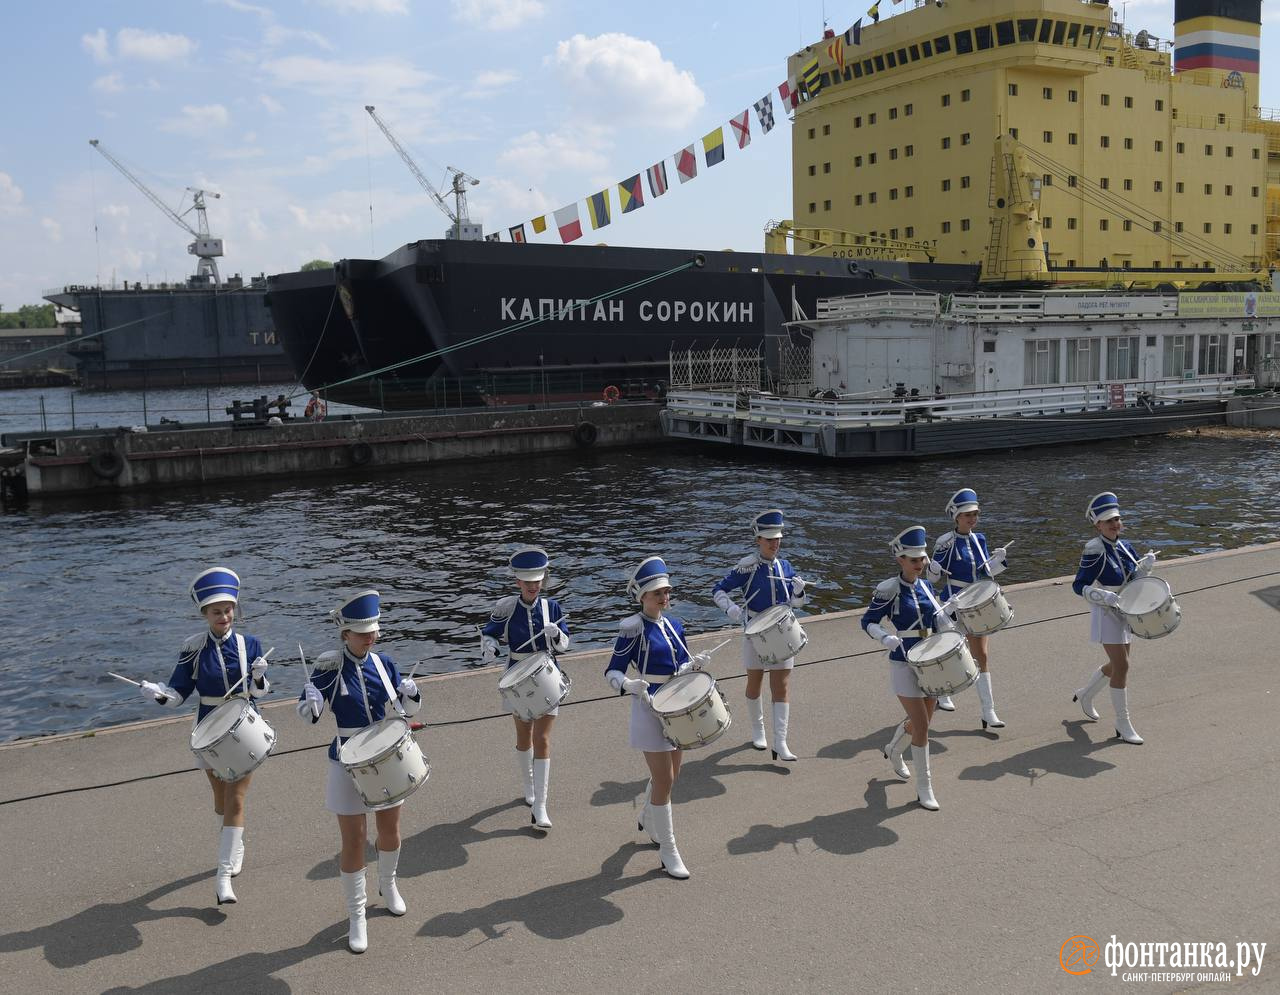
[951,580,1014,636]
[338,717,430,810]
[190,698,276,782]
[744,605,808,664]
[649,671,732,750]
[906,632,979,698]
[1115,576,1182,640]
[498,652,571,720]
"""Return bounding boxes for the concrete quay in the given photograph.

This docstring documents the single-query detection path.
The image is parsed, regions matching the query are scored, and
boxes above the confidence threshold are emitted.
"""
[2,544,1278,993]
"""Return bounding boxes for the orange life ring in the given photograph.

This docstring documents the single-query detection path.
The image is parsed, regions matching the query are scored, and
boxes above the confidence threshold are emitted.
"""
[602,385,621,402]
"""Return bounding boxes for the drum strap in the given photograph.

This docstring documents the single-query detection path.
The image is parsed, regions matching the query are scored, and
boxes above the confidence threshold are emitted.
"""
[539,598,553,655]
[369,652,406,718]
[657,616,691,663]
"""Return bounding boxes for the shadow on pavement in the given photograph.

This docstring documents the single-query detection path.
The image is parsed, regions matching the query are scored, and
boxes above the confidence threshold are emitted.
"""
[419,842,661,942]
[589,740,789,811]
[0,871,225,970]
[957,719,1121,783]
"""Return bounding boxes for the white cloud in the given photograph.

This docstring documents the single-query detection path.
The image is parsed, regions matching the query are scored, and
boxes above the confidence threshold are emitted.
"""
[81,28,110,63]
[552,34,704,128]
[288,204,358,231]
[451,0,544,31]
[41,218,63,243]
[497,129,611,179]
[0,173,25,214]
[259,94,284,115]
[316,0,409,13]
[92,73,125,94]
[475,70,518,90]
[264,24,334,50]
[162,104,231,135]
[100,204,131,219]
[116,28,196,62]
[259,55,432,97]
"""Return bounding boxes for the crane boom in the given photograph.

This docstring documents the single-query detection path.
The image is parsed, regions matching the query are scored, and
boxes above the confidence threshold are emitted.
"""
[89,139,224,283]
[364,105,484,240]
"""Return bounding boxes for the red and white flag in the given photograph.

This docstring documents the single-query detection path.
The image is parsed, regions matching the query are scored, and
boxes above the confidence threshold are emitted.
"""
[646,160,668,198]
[730,110,750,149]
[675,144,697,183]
[554,203,582,243]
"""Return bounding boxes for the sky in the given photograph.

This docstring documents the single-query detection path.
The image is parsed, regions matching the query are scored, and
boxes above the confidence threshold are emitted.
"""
[0,0,1276,308]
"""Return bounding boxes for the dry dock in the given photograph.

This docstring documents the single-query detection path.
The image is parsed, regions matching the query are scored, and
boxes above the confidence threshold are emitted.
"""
[2,544,1278,993]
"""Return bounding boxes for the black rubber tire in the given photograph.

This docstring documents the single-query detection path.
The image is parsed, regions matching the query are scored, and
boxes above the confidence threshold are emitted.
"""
[349,442,374,466]
[572,421,598,448]
[88,450,125,480]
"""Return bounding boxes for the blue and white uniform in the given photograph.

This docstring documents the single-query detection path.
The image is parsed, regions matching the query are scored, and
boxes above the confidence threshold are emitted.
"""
[482,593,570,714]
[861,575,951,698]
[606,611,692,751]
[712,552,807,671]
[931,530,1006,600]
[1073,535,1145,644]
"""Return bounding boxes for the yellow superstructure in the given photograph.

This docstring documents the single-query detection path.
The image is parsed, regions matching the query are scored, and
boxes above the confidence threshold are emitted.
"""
[785,0,1279,284]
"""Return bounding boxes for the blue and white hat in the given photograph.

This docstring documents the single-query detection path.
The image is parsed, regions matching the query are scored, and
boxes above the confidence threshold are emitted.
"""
[752,509,786,539]
[190,567,241,610]
[1086,491,1121,524]
[510,546,550,582]
[627,556,672,603]
[331,589,381,633]
[890,526,929,558]
[945,487,980,519]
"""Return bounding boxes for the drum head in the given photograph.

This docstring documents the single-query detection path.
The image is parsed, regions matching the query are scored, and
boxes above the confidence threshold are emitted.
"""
[340,717,409,764]
[1117,576,1170,614]
[499,652,550,688]
[651,672,713,713]
[191,699,249,748]
[954,580,997,608]
[906,631,965,663]
[745,604,792,635]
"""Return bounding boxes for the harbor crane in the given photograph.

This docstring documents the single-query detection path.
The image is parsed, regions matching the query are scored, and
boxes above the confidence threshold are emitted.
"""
[89,139,225,284]
[364,105,484,240]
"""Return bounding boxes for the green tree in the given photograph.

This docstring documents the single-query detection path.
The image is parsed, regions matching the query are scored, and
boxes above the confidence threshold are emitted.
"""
[0,303,56,329]
[300,259,333,272]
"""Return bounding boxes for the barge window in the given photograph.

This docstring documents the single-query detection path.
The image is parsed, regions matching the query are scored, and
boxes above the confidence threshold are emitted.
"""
[875,54,886,71]
[1052,21,1066,45]
[934,35,951,54]
[1106,336,1139,379]
[1081,25,1094,47]
[954,30,974,54]
[909,44,920,60]
[976,25,994,50]
[863,58,874,74]
[1038,20,1053,43]
[886,51,897,67]
[1025,339,1061,385]
[852,62,863,78]
[1164,335,1190,376]
[1067,23,1080,46]
[1067,338,1100,381]
[922,40,934,57]
[1197,334,1227,374]
[898,48,909,63]
[996,20,1015,45]
[1018,18,1038,42]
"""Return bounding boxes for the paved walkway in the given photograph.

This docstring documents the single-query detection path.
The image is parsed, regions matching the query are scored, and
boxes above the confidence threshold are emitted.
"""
[2,545,1279,993]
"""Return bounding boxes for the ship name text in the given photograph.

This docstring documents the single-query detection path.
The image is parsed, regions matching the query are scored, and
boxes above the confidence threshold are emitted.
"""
[500,297,754,324]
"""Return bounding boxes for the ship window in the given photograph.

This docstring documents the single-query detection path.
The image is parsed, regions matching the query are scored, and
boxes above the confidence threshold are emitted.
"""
[808,164,816,176]
[890,188,899,200]
[1052,21,1066,45]
[942,178,951,191]
[954,30,974,55]
[934,35,951,54]
[961,133,971,145]
[1099,219,1109,231]
[1009,83,1019,96]
[1203,223,1212,233]
[1124,95,1135,109]
[1204,184,1212,195]
[1175,261,1182,269]
[962,88,971,101]
[808,128,816,139]
[1224,223,1232,234]
[854,155,862,167]
[1146,336,1157,346]
[1043,217,1052,228]
[1154,139,1163,152]
[1100,93,1110,106]
[863,58,874,74]
[942,221,951,233]
[1155,99,1164,111]
[1042,174,1052,186]
[890,228,899,239]
[890,148,899,160]
[1175,221,1183,232]
[961,175,971,188]
[1068,132,1078,145]
[1123,220,1132,231]
[1067,217,1077,229]
[1175,182,1183,193]
[976,25,994,50]
[1225,184,1233,195]
[1252,186,1260,197]
[1068,89,1078,102]
[854,116,862,128]
[1124,137,1133,150]
[1100,178,1109,189]
[984,340,997,353]
[1198,334,1227,374]
[898,48,909,63]
[941,93,950,107]
[1081,25,1094,47]
[808,202,816,213]
[1164,335,1190,375]
[1225,145,1234,157]
[1009,127,1018,139]
[1043,131,1053,143]
[854,195,862,206]
[824,199,833,210]
[875,54,886,71]
[1217,113,1226,124]
[922,40,933,57]
[941,136,951,149]
[1176,142,1184,153]
[1025,339,1061,385]
[905,104,913,116]
[852,62,863,78]
[820,72,830,88]
[1043,87,1053,99]
[1018,18,1037,42]
[1204,145,1212,156]
[1153,221,1162,232]
[905,144,914,156]
[1154,180,1163,192]
[1038,20,1053,43]
[1251,224,1259,234]
[1107,336,1140,379]
[1253,148,1261,159]
[905,185,914,197]
[887,51,897,68]
[961,218,971,231]
[1100,136,1110,148]
[905,226,915,237]
[823,124,831,135]
[890,107,898,120]
[996,20,1015,45]
[1067,23,1080,46]
[1068,175,1077,187]
[866,193,874,204]
[1067,338,1100,381]
[1123,178,1132,191]
[823,162,831,173]
[909,44,920,61]
[869,152,877,164]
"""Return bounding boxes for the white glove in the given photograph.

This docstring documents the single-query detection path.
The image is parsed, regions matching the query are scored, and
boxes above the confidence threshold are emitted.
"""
[1085,586,1121,608]
[1135,551,1157,575]
[481,635,499,663]
[140,680,172,702]
[925,560,943,583]
[880,633,903,651]
[398,677,418,698]
[621,677,650,698]
[250,656,269,679]
[691,652,711,671]
[790,577,806,597]
[991,547,1008,563]
[726,603,744,624]
[302,681,323,717]
[987,548,1008,577]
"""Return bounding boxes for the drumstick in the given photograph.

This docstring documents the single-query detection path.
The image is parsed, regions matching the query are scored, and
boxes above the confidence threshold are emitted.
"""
[706,637,734,655]
[108,671,142,687]
[297,643,321,717]
[223,647,274,699]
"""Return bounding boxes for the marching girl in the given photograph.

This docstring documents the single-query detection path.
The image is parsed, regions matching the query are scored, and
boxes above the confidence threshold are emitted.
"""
[139,566,270,906]
[929,488,1010,726]
[860,527,961,811]
[297,590,423,954]
[711,509,808,760]
[605,557,710,879]
[1070,492,1156,745]
[481,546,570,831]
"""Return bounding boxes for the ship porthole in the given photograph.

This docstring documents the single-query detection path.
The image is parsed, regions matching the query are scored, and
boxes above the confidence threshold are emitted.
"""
[349,442,374,466]
[88,450,125,480]
[573,421,599,448]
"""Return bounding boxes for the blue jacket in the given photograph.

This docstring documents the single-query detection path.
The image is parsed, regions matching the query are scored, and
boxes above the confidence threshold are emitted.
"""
[1072,536,1141,596]
[606,613,690,692]
[303,647,421,761]
[932,530,1006,598]
[711,553,806,621]
[482,594,569,667]
[168,629,266,721]
[860,576,945,663]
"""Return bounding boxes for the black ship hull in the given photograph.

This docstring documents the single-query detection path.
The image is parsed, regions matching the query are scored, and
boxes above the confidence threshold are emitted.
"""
[45,284,292,390]
[265,240,980,410]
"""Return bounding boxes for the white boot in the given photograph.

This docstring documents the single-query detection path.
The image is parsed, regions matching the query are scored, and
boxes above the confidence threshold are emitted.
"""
[976,672,1004,729]
[745,696,767,750]
[1073,667,1108,721]
[516,747,534,806]
[217,815,244,877]
[341,869,368,953]
[771,701,797,761]
[216,826,241,905]
[912,743,940,811]
[377,847,406,916]
[935,694,956,711]
[1111,687,1143,744]
[651,803,690,879]
[882,721,912,780]
[531,758,553,830]
[636,779,658,845]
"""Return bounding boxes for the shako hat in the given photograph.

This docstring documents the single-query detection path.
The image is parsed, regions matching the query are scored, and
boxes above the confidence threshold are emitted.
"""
[331,589,381,633]
[627,556,672,603]
[945,487,980,519]
[752,509,786,539]
[190,567,241,610]
[890,526,929,558]
[510,546,550,582]
[1086,491,1122,523]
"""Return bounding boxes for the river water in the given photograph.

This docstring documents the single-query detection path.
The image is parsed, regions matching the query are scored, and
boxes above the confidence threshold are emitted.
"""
[3,387,1279,741]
